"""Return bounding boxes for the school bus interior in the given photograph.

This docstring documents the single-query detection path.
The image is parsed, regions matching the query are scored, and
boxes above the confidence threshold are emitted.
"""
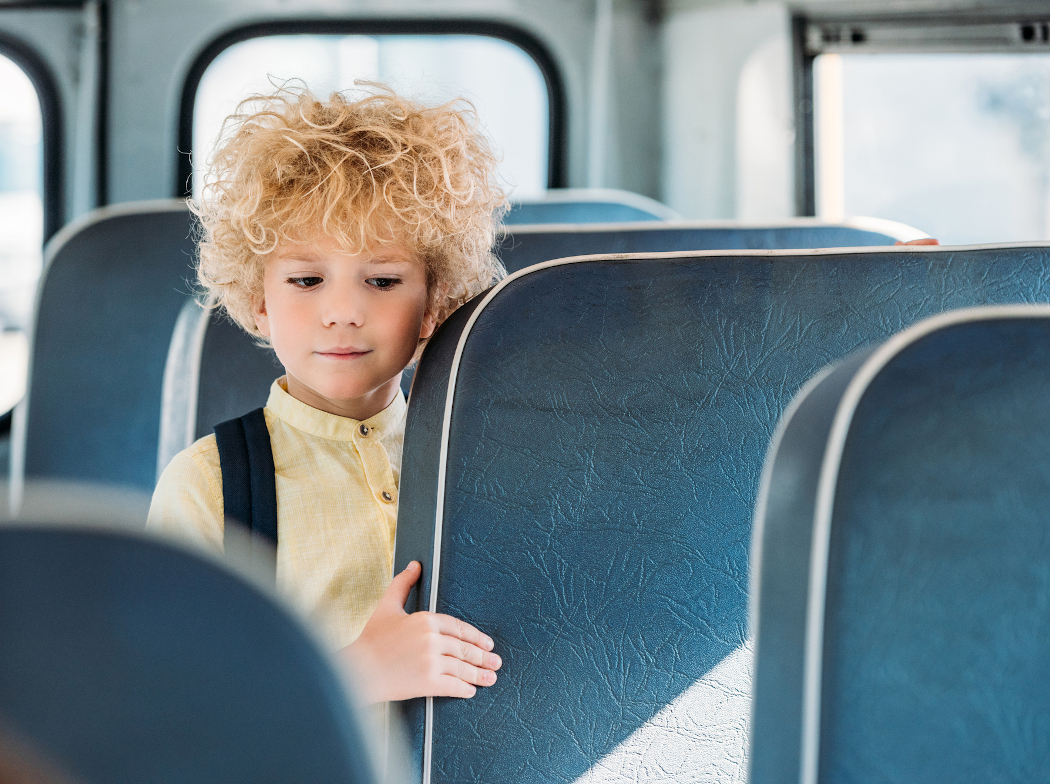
[3,0,1050,782]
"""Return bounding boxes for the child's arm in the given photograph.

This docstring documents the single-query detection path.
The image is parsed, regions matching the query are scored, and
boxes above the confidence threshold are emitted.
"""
[339,561,502,703]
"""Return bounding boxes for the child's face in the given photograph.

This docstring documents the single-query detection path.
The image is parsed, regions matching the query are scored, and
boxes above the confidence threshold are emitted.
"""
[253,232,436,420]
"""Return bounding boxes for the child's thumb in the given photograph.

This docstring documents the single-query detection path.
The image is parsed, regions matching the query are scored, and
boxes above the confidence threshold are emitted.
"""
[384,561,422,607]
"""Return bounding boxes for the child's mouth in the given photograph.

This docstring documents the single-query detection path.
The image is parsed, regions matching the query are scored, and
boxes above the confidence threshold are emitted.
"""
[317,348,370,360]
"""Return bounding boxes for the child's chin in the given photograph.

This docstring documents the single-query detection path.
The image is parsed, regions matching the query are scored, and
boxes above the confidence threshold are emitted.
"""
[318,379,394,402]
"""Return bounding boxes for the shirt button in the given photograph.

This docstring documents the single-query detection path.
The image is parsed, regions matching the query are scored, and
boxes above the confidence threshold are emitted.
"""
[381,491,394,503]
[358,424,371,437]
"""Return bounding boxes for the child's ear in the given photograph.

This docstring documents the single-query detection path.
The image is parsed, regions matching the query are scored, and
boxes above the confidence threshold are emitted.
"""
[419,309,437,341]
[253,296,271,337]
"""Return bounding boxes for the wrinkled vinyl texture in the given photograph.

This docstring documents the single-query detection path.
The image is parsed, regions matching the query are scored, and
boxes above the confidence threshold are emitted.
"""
[818,317,1050,782]
[395,248,1050,784]
[403,224,899,399]
[0,527,375,784]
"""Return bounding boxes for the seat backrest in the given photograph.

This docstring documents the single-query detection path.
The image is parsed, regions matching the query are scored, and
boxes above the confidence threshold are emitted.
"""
[497,217,918,273]
[393,245,1050,784]
[153,217,923,476]
[504,187,680,224]
[158,298,283,476]
[11,201,197,501]
[749,306,1050,784]
[0,523,378,784]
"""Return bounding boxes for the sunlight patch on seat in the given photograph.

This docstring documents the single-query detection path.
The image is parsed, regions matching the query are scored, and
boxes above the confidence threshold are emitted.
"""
[572,641,753,784]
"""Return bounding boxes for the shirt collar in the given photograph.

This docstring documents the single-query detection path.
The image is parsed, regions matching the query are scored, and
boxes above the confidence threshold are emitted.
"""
[266,377,407,442]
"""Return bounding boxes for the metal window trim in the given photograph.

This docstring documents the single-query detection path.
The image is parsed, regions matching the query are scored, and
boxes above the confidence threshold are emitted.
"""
[0,26,64,241]
[792,11,1050,220]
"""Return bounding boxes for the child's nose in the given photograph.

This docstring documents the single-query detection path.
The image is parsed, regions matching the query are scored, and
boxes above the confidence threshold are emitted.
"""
[322,288,365,327]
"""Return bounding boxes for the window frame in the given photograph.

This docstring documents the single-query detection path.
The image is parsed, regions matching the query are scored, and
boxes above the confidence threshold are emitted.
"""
[176,18,567,198]
[793,11,1050,216]
[0,28,62,242]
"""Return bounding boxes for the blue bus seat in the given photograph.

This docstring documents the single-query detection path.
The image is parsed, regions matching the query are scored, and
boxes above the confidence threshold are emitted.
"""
[394,244,1050,784]
[749,306,1050,783]
[10,201,197,504]
[496,217,921,273]
[504,188,681,224]
[157,297,282,476]
[0,522,378,784]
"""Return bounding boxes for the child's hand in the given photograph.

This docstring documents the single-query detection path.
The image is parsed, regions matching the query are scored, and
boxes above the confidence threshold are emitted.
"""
[895,238,940,245]
[339,561,501,703]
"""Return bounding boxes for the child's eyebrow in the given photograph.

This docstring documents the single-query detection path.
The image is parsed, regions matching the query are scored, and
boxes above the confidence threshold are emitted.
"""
[365,256,415,266]
[271,249,415,266]
[272,249,324,262]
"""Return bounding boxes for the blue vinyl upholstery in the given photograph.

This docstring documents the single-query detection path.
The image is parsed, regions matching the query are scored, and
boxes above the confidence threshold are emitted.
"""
[159,298,284,462]
[14,201,196,495]
[749,307,1050,783]
[496,220,912,273]
[0,523,376,784]
[394,246,1050,784]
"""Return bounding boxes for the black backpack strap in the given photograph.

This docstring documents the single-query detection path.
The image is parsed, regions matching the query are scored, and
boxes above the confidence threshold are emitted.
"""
[214,408,278,576]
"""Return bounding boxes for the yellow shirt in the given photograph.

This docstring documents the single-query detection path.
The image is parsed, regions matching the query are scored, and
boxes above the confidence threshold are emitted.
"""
[147,378,405,651]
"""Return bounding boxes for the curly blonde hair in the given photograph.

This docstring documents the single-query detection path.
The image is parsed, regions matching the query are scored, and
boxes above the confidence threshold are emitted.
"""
[193,83,508,349]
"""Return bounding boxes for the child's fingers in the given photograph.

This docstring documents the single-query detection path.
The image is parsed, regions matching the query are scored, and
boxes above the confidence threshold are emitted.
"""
[427,611,495,651]
[444,656,499,687]
[433,676,478,699]
[382,561,422,608]
[433,634,502,671]
[430,660,498,699]
[895,238,940,245]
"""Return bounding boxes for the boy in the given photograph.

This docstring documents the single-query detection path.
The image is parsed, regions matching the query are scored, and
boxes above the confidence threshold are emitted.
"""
[148,85,505,703]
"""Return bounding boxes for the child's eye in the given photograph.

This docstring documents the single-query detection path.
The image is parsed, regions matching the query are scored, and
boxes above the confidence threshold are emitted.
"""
[367,277,401,290]
[288,276,322,288]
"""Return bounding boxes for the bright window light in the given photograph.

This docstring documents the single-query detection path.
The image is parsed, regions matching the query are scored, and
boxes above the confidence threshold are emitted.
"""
[0,53,43,416]
[815,53,1050,244]
[193,34,549,201]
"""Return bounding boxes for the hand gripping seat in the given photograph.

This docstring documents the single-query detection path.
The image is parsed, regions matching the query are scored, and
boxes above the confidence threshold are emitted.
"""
[0,522,380,784]
[497,217,922,273]
[394,244,1050,784]
[11,201,197,504]
[749,306,1050,784]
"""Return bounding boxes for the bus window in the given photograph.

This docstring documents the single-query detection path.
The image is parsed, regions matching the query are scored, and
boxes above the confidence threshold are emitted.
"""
[192,34,549,202]
[0,53,42,419]
[815,52,1050,244]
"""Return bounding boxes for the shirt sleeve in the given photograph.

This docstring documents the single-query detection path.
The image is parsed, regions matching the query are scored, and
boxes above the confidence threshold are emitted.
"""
[146,434,225,554]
